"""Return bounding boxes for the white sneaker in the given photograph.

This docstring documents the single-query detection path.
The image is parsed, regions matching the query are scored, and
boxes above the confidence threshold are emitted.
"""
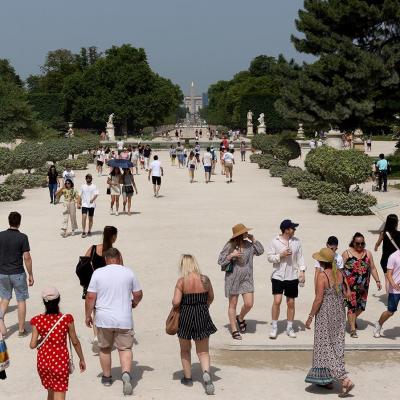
[115,211,119,216]
[269,327,278,339]
[373,322,382,338]
[110,209,114,215]
[286,328,297,338]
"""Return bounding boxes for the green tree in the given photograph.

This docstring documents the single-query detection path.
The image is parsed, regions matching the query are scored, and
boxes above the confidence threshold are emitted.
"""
[13,142,47,173]
[0,59,22,86]
[0,148,15,175]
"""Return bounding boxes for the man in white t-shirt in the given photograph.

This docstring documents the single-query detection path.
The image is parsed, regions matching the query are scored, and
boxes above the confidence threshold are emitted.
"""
[96,148,105,177]
[223,149,235,183]
[78,174,99,238]
[62,167,75,183]
[116,140,124,151]
[148,155,163,197]
[202,147,212,183]
[85,248,143,395]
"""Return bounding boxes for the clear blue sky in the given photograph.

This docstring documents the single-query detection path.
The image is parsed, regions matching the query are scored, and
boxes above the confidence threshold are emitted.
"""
[0,0,306,95]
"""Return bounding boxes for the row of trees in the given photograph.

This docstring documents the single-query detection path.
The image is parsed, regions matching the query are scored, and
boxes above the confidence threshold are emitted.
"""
[1,44,184,140]
[205,0,400,134]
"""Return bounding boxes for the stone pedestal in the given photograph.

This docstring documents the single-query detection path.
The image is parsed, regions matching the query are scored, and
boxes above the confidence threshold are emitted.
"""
[106,123,115,141]
[353,128,364,152]
[257,125,266,134]
[247,124,254,137]
[325,129,343,149]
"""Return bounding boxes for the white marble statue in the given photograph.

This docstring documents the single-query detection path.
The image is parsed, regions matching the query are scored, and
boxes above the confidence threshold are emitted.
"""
[106,113,115,141]
[107,113,115,125]
[247,110,253,125]
[257,113,266,134]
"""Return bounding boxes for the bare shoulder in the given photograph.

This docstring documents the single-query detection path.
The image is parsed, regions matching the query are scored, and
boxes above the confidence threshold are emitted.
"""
[201,274,211,288]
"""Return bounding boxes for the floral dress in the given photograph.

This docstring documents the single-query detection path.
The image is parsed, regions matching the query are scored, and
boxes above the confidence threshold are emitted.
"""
[343,250,371,314]
[30,313,73,392]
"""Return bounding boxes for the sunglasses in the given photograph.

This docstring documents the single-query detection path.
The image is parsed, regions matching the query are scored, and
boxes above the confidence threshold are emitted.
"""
[354,241,365,246]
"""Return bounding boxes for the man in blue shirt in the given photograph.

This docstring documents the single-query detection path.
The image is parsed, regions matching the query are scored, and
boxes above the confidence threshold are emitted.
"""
[376,153,389,192]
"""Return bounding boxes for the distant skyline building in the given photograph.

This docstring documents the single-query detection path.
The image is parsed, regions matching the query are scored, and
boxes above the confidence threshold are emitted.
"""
[183,81,203,114]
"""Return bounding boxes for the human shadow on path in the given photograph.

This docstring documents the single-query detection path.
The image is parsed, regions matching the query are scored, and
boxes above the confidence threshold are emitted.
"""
[372,293,387,306]
[382,326,400,340]
[223,319,267,334]
[6,321,30,337]
[345,318,374,333]
[305,383,353,397]
[172,363,221,383]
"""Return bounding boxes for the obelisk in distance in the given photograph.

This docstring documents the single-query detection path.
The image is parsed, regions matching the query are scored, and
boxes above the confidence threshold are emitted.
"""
[190,81,196,118]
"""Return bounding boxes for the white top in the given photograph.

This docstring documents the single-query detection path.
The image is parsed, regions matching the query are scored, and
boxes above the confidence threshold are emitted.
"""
[267,236,306,281]
[96,150,105,162]
[117,141,124,150]
[63,170,75,182]
[203,152,212,167]
[229,143,234,150]
[150,160,162,177]
[131,150,139,162]
[388,250,400,294]
[88,264,142,329]
[80,183,99,208]
[314,253,344,270]
[223,152,234,164]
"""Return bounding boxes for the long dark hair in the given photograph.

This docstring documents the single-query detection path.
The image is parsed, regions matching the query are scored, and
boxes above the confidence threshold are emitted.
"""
[102,226,118,255]
[43,297,60,315]
[349,232,364,248]
[110,167,121,176]
[384,214,398,234]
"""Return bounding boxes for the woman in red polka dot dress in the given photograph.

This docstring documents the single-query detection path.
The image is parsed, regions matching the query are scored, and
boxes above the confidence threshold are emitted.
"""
[30,287,86,399]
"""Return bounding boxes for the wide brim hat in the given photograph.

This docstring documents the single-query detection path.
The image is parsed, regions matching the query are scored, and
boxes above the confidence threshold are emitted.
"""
[231,223,252,239]
[312,248,335,263]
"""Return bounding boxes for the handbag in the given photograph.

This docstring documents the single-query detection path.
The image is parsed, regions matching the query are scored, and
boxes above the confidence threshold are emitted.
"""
[106,187,111,195]
[165,306,180,335]
[0,332,10,375]
[221,260,234,273]
[75,245,96,288]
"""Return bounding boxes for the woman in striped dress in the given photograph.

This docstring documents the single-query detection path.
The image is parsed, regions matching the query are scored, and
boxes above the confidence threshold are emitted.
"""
[172,254,217,395]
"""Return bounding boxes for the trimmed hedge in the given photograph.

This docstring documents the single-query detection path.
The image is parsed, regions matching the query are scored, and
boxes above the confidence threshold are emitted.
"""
[13,142,48,173]
[56,158,88,171]
[270,165,298,178]
[0,184,24,202]
[304,146,336,179]
[0,147,15,175]
[281,169,319,188]
[249,153,265,164]
[297,181,346,200]
[77,153,94,164]
[318,191,377,215]
[5,173,47,189]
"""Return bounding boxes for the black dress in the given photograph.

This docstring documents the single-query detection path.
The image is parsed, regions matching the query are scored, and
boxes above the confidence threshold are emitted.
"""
[178,292,217,341]
[381,230,400,273]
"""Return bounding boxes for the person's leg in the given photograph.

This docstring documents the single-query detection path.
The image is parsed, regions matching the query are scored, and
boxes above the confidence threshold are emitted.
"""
[51,184,57,202]
[69,203,78,232]
[81,212,87,234]
[17,300,26,333]
[118,349,133,374]
[271,294,283,321]
[228,295,239,333]
[195,338,210,373]
[99,347,112,377]
[238,292,254,321]
[115,195,120,213]
[62,204,69,234]
[0,299,10,323]
[47,389,54,400]
[156,182,161,196]
[88,216,94,234]
[153,184,157,196]
[230,166,233,181]
[179,338,192,378]
[383,171,388,192]
[122,193,127,213]
[127,196,132,214]
[378,310,394,326]
[53,392,66,400]
[110,195,115,212]
[378,172,383,191]
[347,311,356,332]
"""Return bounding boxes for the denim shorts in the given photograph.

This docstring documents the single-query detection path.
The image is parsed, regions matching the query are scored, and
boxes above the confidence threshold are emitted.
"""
[0,272,29,301]
[204,166,212,173]
[388,293,400,313]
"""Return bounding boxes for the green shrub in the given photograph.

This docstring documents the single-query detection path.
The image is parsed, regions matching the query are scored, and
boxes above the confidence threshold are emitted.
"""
[43,140,70,163]
[77,153,94,164]
[0,184,24,201]
[273,138,301,164]
[297,181,346,200]
[304,146,337,179]
[251,135,278,154]
[13,142,48,173]
[56,158,88,171]
[34,164,52,175]
[142,127,155,135]
[0,147,15,175]
[270,164,297,177]
[5,173,47,188]
[65,137,86,158]
[281,169,319,188]
[249,153,265,164]
[317,191,377,215]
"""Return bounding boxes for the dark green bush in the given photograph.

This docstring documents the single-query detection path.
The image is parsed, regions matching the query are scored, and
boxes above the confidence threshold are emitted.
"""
[251,135,278,154]
[0,147,15,175]
[270,164,297,177]
[297,181,346,200]
[43,140,70,163]
[272,138,301,164]
[317,191,377,215]
[281,169,319,188]
[249,153,265,164]
[5,173,47,189]
[304,146,336,179]
[65,137,86,158]
[77,153,94,164]
[13,142,48,173]
[56,158,88,171]
[0,184,24,201]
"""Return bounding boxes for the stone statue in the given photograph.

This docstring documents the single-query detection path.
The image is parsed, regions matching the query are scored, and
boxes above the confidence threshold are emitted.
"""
[107,113,115,125]
[257,113,266,134]
[247,110,253,125]
[106,113,115,141]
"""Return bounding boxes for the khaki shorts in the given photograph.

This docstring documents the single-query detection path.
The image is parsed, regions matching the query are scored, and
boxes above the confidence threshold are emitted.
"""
[97,327,135,350]
[225,163,233,172]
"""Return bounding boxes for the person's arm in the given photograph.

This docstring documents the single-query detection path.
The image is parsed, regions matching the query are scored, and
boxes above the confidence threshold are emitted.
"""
[132,177,138,194]
[23,251,34,286]
[305,273,326,328]
[85,291,97,327]
[132,290,143,308]
[297,243,306,283]
[148,168,152,180]
[161,167,164,176]
[68,321,86,372]
[29,325,39,349]
[266,240,290,264]
[206,279,214,306]
[374,232,384,252]
[387,269,400,291]
[314,267,320,294]
[55,187,63,199]
[91,188,99,203]
[172,279,183,307]
[247,234,264,256]
[368,251,382,290]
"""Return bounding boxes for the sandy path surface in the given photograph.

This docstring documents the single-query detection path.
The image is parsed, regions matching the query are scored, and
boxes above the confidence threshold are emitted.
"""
[1,143,400,399]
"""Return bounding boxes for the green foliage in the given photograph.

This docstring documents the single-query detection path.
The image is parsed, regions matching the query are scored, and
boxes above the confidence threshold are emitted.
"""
[304,146,337,179]
[66,137,86,158]
[270,164,297,178]
[142,127,155,135]
[77,153,94,164]
[0,59,22,86]
[5,173,47,188]
[0,147,15,175]
[56,158,88,171]
[281,169,318,188]
[43,140,70,162]
[27,93,65,129]
[297,181,346,200]
[318,191,377,216]
[0,184,24,202]
[249,153,265,164]
[272,138,301,163]
[251,135,279,154]
[13,142,48,173]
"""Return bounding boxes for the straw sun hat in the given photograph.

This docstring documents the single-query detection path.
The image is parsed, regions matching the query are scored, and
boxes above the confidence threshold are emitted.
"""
[231,223,252,239]
[312,248,335,263]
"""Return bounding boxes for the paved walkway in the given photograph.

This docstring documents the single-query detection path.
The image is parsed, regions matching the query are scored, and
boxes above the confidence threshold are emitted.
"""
[1,143,399,399]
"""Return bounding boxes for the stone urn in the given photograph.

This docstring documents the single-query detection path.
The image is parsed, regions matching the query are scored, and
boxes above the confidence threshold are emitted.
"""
[325,129,343,149]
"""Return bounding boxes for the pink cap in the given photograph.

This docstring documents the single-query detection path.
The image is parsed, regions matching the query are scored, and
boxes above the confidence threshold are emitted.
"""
[41,287,60,302]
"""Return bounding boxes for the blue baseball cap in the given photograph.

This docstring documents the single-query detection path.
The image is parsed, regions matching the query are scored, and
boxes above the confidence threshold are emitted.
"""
[280,219,299,231]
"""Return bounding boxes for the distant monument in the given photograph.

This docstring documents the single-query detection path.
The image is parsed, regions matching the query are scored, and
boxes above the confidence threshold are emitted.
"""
[106,113,115,141]
[183,82,204,126]
[247,110,254,137]
[297,123,305,140]
[257,113,266,134]
[67,122,74,138]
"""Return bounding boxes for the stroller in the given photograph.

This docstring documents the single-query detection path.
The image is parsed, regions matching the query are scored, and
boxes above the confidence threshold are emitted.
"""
[372,164,380,191]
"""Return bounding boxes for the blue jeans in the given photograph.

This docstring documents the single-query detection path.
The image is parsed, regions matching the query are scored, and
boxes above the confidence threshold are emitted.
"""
[0,273,29,301]
[48,183,57,202]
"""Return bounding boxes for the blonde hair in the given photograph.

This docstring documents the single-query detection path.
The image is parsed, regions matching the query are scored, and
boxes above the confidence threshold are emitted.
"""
[179,254,201,278]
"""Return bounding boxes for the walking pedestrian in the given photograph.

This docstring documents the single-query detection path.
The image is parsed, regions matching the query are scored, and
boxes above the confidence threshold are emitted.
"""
[172,254,217,395]
[148,155,163,197]
[131,146,140,175]
[121,168,138,215]
[305,248,354,397]
[30,287,86,399]
[267,219,306,339]
[376,153,389,192]
[367,137,372,152]
[176,142,185,168]
[342,232,381,338]
[202,147,212,183]
[85,248,142,395]
[218,224,264,340]
[144,145,152,171]
[0,212,33,337]
[56,179,79,238]
[62,166,75,184]
[240,141,246,162]
[107,167,122,216]
[187,151,197,183]
[210,146,217,175]
[170,145,177,166]
[223,149,235,183]
[47,165,60,204]
[78,174,99,238]
[96,147,105,177]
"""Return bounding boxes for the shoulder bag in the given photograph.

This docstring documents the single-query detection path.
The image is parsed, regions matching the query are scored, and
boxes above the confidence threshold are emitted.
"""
[166,279,184,336]
[0,331,10,377]
[75,245,96,288]
[385,231,400,251]
[37,314,75,374]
